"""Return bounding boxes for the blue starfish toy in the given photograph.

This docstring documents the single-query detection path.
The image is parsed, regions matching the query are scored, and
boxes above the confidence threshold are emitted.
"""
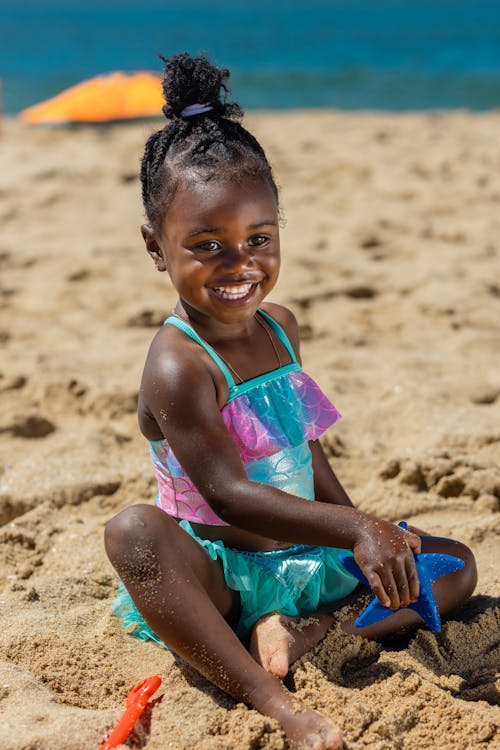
[339,522,464,632]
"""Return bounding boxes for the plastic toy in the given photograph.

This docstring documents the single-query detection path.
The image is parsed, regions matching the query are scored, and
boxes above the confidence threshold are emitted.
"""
[339,522,464,632]
[99,675,162,750]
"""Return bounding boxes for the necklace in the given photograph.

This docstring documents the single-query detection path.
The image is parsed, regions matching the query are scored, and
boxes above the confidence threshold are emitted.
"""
[171,310,282,384]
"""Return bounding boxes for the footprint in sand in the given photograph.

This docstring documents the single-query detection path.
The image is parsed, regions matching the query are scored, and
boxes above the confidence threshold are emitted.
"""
[485,282,500,298]
[343,285,378,299]
[359,234,383,250]
[2,414,56,439]
[298,323,315,341]
[126,309,166,328]
[321,433,348,459]
[0,374,26,390]
[88,389,138,419]
[67,269,91,282]
[0,287,18,301]
[293,285,379,310]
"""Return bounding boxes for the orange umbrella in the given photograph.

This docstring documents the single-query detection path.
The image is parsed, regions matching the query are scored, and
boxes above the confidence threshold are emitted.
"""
[19,71,164,125]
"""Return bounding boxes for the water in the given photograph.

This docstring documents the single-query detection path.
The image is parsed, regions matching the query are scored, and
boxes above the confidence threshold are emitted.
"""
[2,0,500,114]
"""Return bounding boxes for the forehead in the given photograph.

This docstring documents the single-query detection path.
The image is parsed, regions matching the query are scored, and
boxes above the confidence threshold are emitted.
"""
[163,173,278,233]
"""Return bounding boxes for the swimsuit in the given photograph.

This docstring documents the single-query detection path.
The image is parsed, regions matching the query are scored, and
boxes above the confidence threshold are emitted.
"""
[113,310,358,643]
[150,309,341,525]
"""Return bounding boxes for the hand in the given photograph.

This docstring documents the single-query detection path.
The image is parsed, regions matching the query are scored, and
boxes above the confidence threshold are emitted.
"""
[400,521,428,536]
[353,518,422,609]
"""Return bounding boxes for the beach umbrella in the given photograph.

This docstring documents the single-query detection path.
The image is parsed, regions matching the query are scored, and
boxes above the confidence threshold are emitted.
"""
[19,71,164,125]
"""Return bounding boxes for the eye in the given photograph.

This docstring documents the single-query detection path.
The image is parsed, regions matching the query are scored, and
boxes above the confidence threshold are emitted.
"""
[248,234,270,247]
[196,240,221,253]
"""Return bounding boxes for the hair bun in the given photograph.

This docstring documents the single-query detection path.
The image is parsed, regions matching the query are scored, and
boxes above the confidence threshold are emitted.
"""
[160,52,242,121]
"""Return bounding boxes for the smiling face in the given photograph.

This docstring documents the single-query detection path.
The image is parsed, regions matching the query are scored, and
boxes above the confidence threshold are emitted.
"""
[142,173,281,329]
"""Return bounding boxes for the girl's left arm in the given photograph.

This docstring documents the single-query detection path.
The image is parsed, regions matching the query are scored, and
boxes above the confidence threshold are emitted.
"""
[310,439,355,507]
[265,302,355,509]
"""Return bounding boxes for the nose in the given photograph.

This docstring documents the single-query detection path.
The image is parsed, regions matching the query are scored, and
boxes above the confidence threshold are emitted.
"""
[221,242,253,272]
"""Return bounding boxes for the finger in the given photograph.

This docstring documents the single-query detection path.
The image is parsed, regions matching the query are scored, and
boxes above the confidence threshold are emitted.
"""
[405,554,420,602]
[378,568,400,609]
[407,524,427,536]
[404,531,422,555]
[392,556,412,608]
[364,571,391,608]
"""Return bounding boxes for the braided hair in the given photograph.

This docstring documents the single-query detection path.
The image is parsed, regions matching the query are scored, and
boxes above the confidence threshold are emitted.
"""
[140,53,279,229]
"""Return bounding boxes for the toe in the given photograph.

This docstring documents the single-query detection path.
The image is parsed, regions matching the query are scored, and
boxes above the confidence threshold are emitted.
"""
[306,733,324,750]
[324,727,343,750]
[268,650,290,679]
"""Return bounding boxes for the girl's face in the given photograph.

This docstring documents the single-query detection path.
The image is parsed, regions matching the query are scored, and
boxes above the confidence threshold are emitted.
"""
[143,174,280,328]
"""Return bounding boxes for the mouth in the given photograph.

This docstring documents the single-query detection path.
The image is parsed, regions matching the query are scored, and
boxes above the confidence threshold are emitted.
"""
[211,283,258,304]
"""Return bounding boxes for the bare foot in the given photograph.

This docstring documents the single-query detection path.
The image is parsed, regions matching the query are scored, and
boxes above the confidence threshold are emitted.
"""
[250,611,334,679]
[257,689,343,750]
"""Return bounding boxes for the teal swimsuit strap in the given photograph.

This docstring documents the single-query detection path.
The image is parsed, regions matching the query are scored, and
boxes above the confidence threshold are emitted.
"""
[164,316,236,390]
[256,308,298,364]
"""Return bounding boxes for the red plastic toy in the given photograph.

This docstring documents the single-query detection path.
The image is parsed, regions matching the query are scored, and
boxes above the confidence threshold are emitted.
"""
[99,675,162,750]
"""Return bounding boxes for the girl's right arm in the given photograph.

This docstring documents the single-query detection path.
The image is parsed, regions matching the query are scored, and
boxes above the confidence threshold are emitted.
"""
[143,337,421,610]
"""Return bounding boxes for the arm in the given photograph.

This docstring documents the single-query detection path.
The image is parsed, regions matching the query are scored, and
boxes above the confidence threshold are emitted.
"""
[142,328,421,609]
[310,439,354,507]
[267,303,354,509]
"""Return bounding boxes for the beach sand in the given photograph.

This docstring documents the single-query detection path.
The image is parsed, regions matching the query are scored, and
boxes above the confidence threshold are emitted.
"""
[0,111,499,749]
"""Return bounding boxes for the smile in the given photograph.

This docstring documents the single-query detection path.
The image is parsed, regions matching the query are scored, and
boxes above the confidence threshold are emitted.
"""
[212,283,256,301]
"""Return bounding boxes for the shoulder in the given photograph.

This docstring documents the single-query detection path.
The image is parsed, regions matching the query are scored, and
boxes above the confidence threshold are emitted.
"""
[144,323,194,376]
[143,323,221,395]
[260,301,301,361]
[138,324,221,439]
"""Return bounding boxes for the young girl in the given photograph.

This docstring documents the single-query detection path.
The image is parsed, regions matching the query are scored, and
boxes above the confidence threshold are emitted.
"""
[105,53,477,750]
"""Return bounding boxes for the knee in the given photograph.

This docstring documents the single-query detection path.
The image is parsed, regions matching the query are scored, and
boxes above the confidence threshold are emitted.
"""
[104,503,167,569]
[423,535,478,603]
[458,542,478,599]
[447,539,478,601]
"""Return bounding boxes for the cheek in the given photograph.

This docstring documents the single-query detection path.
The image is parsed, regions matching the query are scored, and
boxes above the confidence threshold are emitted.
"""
[267,252,280,276]
[168,257,207,288]
[262,254,280,288]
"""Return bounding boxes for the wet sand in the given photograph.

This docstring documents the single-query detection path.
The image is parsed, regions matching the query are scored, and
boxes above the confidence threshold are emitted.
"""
[0,111,499,748]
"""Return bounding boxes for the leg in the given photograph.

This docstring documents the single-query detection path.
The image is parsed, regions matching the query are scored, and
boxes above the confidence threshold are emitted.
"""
[105,505,343,750]
[251,536,477,677]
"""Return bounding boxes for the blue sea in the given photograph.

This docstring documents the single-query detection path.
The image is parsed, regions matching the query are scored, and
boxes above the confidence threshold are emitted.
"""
[2,0,500,114]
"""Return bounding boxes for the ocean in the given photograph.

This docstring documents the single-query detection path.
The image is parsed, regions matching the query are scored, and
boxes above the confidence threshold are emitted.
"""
[2,0,500,114]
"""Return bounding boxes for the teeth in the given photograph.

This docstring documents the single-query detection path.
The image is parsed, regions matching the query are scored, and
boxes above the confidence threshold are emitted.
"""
[213,284,253,300]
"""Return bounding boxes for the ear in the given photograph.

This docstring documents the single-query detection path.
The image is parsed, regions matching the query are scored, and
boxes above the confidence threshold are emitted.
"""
[141,224,167,272]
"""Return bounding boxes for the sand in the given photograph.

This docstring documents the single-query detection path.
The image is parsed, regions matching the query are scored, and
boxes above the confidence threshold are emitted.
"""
[0,110,499,749]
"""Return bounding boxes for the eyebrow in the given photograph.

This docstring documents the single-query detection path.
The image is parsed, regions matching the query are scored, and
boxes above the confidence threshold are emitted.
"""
[186,220,278,238]
[186,226,222,237]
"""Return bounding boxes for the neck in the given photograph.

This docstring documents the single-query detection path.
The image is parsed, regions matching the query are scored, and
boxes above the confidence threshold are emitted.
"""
[173,301,259,343]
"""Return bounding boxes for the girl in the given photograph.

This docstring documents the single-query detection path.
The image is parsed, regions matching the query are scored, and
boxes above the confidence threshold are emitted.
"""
[105,53,477,750]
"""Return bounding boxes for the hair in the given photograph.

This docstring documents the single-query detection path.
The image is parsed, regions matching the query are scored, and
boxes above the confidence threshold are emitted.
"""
[140,52,279,229]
